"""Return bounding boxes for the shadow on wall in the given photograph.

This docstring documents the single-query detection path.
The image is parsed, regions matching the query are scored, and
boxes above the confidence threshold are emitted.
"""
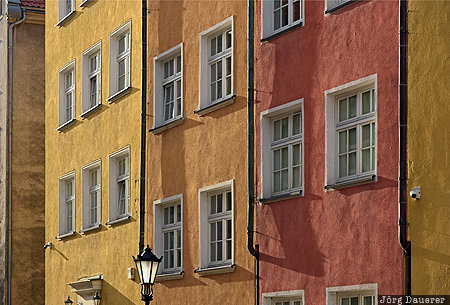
[102,280,135,305]
[258,198,327,278]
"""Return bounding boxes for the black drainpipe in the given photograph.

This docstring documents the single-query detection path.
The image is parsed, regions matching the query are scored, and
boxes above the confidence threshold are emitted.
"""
[399,0,411,296]
[247,0,259,304]
[139,0,148,254]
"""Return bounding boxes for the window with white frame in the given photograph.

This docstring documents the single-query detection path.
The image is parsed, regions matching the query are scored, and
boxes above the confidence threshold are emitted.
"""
[260,99,303,199]
[108,147,130,222]
[109,21,131,99]
[58,60,75,127]
[326,284,377,305]
[153,44,183,129]
[198,180,234,270]
[58,172,75,236]
[325,75,377,188]
[82,161,101,230]
[261,0,304,40]
[198,17,233,112]
[153,194,183,276]
[58,0,75,22]
[325,0,353,13]
[262,290,304,305]
[82,42,101,114]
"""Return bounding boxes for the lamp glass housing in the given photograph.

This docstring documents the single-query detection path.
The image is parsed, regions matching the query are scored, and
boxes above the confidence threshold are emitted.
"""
[64,296,73,305]
[93,291,101,305]
[133,245,162,286]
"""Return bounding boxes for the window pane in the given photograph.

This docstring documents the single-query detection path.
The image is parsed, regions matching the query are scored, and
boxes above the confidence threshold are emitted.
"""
[211,63,216,82]
[176,55,181,73]
[217,34,222,53]
[294,302,302,305]
[210,242,216,262]
[118,60,126,90]
[164,207,168,225]
[177,204,181,222]
[350,297,358,305]
[177,229,181,247]
[339,155,347,178]
[281,169,288,190]
[177,249,182,267]
[273,171,280,193]
[217,193,223,213]
[283,302,289,305]
[164,232,169,250]
[372,147,375,170]
[169,59,174,76]
[226,192,232,211]
[362,149,370,172]
[293,113,301,135]
[210,83,216,101]
[339,131,347,154]
[217,61,222,80]
[293,144,301,166]
[226,30,232,49]
[90,56,97,73]
[217,241,222,260]
[119,36,126,54]
[282,5,288,27]
[274,0,280,9]
[210,195,216,214]
[164,62,169,78]
[348,152,356,175]
[349,95,357,118]
[274,120,281,141]
[274,9,280,30]
[293,0,301,21]
[217,80,222,99]
[226,219,232,239]
[217,222,222,241]
[362,124,371,148]
[363,296,373,305]
[210,223,216,242]
[211,37,216,56]
[348,128,356,151]
[339,98,347,121]
[169,205,174,224]
[371,89,375,112]
[281,118,288,138]
[362,90,371,114]
[293,166,301,188]
[341,298,349,305]
[273,149,281,170]
[226,240,232,260]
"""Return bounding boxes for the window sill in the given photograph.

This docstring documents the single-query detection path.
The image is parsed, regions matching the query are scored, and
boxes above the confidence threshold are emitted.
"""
[325,0,358,14]
[325,174,376,190]
[56,118,76,132]
[79,223,102,234]
[194,264,235,277]
[107,86,132,103]
[106,215,131,226]
[55,10,76,27]
[194,94,236,117]
[156,270,184,282]
[261,21,303,43]
[258,190,303,204]
[80,103,102,118]
[56,231,77,240]
[149,116,184,134]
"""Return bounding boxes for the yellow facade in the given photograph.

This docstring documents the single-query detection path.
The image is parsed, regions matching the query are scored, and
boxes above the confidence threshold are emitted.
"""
[407,0,450,294]
[45,0,143,304]
[147,1,254,304]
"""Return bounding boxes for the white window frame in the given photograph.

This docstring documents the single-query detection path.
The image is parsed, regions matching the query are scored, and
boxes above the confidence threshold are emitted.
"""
[325,74,377,188]
[198,17,234,114]
[262,290,305,305]
[57,0,75,24]
[153,194,183,278]
[58,60,76,129]
[108,21,131,101]
[198,180,234,272]
[81,41,102,116]
[261,0,304,40]
[153,43,184,130]
[326,283,377,305]
[58,171,76,237]
[81,160,101,231]
[325,0,353,14]
[260,99,304,200]
[108,147,130,222]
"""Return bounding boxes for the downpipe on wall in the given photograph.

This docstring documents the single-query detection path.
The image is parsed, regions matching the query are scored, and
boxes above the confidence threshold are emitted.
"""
[7,8,27,305]
[398,0,411,296]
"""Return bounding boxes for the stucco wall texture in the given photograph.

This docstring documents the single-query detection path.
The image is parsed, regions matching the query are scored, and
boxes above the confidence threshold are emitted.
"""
[407,0,450,294]
[254,0,404,302]
[45,1,143,304]
[10,21,46,305]
[147,1,254,304]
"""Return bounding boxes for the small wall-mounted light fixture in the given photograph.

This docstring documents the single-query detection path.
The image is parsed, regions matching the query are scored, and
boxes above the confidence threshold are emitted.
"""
[93,291,101,305]
[128,267,135,280]
[64,296,73,305]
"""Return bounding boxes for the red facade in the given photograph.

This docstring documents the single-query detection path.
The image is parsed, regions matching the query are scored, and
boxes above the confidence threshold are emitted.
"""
[254,0,404,303]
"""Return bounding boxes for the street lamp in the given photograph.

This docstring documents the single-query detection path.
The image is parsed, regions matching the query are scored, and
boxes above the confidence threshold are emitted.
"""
[64,296,73,305]
[93,291,101,305]
[133,245,162,304]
